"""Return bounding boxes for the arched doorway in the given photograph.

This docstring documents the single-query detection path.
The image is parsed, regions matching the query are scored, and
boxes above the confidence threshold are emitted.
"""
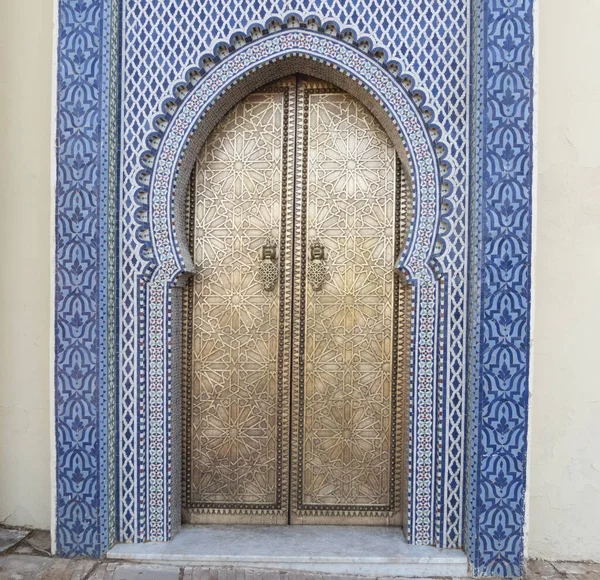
[133,27,445,545]
[182,75,412,526]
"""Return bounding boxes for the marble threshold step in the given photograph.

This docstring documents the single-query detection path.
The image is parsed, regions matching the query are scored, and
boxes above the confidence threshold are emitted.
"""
[108,525,469,577]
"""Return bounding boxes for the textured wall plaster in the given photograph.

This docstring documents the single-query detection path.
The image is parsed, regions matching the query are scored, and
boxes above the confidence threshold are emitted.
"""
[529,0,600,562]
[0,0,53,530]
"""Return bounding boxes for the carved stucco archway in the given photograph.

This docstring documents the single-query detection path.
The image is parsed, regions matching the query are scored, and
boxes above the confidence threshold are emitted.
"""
[131,21,452,545]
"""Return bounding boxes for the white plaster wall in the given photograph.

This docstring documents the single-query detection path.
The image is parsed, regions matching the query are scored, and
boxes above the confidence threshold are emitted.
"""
[528,0,600,562]
[0,0,54,530]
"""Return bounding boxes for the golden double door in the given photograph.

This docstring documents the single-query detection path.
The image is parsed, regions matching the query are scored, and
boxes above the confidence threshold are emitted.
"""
[182,76,410,526]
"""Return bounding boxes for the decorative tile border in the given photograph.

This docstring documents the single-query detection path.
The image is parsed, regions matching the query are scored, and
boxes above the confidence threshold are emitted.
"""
[136,26,444,544]
[118,2,470,547]
[466,1,534,576]
[54,0,119,556]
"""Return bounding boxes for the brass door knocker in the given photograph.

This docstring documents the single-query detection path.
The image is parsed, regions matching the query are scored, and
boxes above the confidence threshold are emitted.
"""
[307,239,327,291]
[258,236,278,291]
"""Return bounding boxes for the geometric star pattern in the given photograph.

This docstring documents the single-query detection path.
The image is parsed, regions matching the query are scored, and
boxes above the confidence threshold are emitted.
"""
[187,89,290,518]
[185,79,408,524]
[295,87,406,521]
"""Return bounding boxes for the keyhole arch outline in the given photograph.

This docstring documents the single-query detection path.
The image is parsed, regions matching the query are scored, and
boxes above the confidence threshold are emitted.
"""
[133,16,454,545]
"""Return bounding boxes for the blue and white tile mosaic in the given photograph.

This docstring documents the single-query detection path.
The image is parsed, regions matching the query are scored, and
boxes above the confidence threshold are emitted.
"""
[55,0,119,557]
[466,1,534,576]
[53,0,535,575]
[119,0,469,550]
[131,25,445,546]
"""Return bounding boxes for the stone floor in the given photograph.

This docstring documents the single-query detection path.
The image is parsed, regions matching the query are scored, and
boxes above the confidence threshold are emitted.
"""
[1,528,599,580]
[106,525,467,577]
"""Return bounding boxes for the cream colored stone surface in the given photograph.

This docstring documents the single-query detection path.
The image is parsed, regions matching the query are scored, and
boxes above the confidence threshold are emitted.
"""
[0,0,54,529]
[529,0,600,562]
[107,525,469,576]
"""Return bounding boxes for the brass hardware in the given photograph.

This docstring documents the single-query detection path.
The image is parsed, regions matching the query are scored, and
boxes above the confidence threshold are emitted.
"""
[258,236,279,291]
[310,241,325,261]
[262,241,277,261]
[307,239,327,291]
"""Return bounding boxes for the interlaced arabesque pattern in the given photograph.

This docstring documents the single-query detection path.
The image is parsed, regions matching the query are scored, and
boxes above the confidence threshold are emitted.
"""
[55,0,121,557]
[466,2,534,575]
[119,0,468,547]
[190,93,286,511]
[299,92,400,515]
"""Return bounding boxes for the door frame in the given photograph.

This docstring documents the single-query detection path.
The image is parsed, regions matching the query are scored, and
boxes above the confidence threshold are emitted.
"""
[133,35,444,547]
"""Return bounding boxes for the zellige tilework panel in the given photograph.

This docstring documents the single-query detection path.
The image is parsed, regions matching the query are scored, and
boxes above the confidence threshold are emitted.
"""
[466,1,534,576]
[119,0,469,549]
[52,0,536,574]
[55,0,120,557]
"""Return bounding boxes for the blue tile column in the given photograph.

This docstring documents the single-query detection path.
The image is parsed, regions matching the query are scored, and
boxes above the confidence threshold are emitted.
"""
[54,0,119,557]
[466,0,535,576]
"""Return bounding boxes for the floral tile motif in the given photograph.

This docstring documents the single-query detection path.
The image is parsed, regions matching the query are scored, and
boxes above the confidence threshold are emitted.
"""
[54,0,120,557]
[466,1,534,576]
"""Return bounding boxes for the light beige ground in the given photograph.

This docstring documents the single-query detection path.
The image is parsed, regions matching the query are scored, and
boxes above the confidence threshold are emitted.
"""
[1,554,600,580]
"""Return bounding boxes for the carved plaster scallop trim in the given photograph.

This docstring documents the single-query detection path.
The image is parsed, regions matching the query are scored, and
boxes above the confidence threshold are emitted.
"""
[134,14,454,284]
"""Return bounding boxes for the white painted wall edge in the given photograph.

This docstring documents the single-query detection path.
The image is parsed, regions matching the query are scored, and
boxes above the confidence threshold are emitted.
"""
[50,0,59,556]
[523,0,540,562]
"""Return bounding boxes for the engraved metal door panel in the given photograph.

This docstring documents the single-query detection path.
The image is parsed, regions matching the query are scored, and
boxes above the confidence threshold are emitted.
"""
[184,76,409,526]
[182,78,297,524]
[290,79,407,525]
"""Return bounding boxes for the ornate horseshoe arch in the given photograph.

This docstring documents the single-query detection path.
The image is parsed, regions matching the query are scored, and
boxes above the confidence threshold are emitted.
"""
[138,27,454,283]
[127,17,454,545]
